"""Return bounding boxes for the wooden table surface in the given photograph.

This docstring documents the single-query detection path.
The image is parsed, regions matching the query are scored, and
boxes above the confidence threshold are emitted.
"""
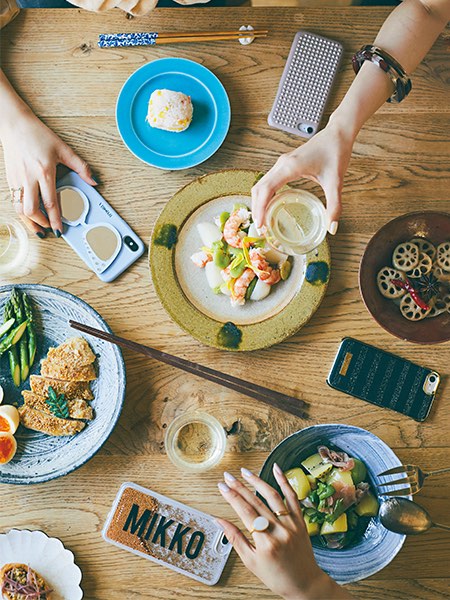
[1,7,449,599]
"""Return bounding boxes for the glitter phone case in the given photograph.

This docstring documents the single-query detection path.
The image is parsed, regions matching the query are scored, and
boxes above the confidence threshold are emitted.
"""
[102,482,232,586]
[268,31,343,139]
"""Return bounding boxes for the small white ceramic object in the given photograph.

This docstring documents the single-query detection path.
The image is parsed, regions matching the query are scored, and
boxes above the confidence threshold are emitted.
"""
[0,529,83,599]
[239,25,254,45]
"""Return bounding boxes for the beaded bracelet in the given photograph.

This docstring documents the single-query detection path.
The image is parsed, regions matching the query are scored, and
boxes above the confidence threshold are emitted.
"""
[352,45,412,103]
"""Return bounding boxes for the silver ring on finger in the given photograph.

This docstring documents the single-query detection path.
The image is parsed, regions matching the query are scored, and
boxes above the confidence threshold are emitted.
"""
[248,516,270,535]
[10,187,24,204]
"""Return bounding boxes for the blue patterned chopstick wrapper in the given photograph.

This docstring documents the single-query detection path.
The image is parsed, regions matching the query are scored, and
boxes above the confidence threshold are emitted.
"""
[98,32,159,48]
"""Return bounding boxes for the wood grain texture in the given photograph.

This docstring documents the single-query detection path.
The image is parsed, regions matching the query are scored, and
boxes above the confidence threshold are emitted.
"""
[0,8,449,600]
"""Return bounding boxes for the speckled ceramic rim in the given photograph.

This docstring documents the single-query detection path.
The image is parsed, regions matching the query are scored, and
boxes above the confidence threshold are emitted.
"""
[259,423,410,584]
[149,170,331,351]
[0,283,126,485]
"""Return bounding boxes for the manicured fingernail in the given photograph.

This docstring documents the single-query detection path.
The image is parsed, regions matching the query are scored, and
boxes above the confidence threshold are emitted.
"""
[328,221,338,235]
[224,472,236,482]
[36,232,45,239]
[273,463,282,475]
[218,482,230,493]
[91,175,99,185]
[241,468,253,478]
[54,230,62,238]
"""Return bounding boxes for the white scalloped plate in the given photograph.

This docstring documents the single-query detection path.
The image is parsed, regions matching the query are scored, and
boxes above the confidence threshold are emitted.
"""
[0,529,83,599]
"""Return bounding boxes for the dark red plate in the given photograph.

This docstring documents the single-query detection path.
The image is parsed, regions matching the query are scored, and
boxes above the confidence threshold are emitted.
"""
[359,211,450,344]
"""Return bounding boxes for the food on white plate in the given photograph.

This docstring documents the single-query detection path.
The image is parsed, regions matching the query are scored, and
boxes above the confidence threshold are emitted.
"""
[19,337,97,437]
[284,445,378,549]
[0,432,17,464]
[147,89,193,133]
[0,405,20,435]
[18,407,86,437]
[1,563,52,599]
[190,204,292,306]
[30,375,94,401]
[22,391,94,421]
[377,237,450,320]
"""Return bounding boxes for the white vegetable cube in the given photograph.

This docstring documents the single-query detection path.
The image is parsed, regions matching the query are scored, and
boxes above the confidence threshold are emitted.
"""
[263,244,288,265]
[205,262,224,290]
[250,278,271,301]
[197,222,223,248]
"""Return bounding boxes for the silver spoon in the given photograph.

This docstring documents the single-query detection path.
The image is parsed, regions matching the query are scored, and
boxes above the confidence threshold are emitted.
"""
[380,497,450,534]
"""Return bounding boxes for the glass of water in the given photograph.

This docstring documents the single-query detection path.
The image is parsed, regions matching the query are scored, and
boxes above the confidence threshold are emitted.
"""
[0,217,29,277]
[264,189,328,255]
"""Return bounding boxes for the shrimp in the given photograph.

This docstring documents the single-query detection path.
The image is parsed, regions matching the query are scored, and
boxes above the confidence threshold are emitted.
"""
[232,268,256,306]
[191,251,211,268]
[249,248,281,285]
[223,208,251,248]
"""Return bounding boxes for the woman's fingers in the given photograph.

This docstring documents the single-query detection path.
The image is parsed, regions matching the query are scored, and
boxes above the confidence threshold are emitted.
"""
[217,482,262,532]
[22,180,50,229]
[14,201,46,237]
[251,153,304,228]
[239,468,288,515]
[322,180,342,235]
[58,143,97,186]
[272,463,303,519]
[223,472,275,520]
[39,166,63,236]
[214,517,255,564]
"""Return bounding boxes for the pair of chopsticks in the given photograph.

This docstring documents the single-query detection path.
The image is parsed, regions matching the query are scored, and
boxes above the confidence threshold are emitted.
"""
[70,321,307,420]
[98,29,268,48]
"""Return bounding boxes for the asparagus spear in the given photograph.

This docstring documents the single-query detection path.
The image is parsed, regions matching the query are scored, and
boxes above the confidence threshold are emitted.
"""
[22,292,37,367]
[3,300,20,387]
[11,288,29,383]
[0,321,28,357]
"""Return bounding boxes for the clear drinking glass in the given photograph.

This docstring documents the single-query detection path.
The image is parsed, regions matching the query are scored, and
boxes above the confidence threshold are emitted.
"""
[264,189,327,255]
[0,217,29,277]
[165,411,227,472]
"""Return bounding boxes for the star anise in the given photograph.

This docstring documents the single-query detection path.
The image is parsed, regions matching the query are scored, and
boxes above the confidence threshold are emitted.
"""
[414,273,441,302]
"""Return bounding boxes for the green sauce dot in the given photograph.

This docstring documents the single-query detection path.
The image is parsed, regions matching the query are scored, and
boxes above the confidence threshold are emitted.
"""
[217,322,242,349]
[154,224,178,249]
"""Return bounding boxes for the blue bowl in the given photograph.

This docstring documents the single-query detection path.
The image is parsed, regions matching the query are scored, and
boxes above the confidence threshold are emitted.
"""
[259,424,409,584]
[116,57,231,170]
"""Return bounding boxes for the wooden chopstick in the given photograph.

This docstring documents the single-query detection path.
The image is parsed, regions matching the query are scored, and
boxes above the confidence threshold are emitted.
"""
[157,30,268,39]
[98,30,268,49]
[69,321,308,420]
[156,34,267,45]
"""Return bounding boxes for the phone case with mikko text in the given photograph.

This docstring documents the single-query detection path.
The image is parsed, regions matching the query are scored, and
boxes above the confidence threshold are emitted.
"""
[326,338,440,422]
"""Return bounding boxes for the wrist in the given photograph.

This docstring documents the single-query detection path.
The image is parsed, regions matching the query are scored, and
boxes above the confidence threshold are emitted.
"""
[283,570,349,600]
[0,96,34,141]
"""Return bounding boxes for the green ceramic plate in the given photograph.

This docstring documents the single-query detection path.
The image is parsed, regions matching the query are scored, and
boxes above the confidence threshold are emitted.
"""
[150,170,330,351]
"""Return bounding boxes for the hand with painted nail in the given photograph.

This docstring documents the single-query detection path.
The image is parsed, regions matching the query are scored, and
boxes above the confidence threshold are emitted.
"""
[251,122,355,237]
[0,69,97,239]
[216,466,353,600]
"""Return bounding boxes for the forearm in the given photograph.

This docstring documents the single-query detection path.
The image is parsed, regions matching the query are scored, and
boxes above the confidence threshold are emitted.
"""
[329,0,450,138]
[284,572,354,600]
[0,69,34,139]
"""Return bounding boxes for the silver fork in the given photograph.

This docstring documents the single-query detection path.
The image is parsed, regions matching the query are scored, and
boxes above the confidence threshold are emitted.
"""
[377,465,450,496]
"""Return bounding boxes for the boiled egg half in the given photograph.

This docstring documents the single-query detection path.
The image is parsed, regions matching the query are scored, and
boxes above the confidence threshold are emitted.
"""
[0,432,17,464]
[0,405,20,435]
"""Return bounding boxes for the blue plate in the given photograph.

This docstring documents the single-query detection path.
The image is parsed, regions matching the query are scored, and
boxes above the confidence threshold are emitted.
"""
[116,58,231,170]
[0,284,125,485]
[260,424,410,584]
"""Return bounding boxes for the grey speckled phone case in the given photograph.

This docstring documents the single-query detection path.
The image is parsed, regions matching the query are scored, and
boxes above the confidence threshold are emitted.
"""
[268,31,343,139]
